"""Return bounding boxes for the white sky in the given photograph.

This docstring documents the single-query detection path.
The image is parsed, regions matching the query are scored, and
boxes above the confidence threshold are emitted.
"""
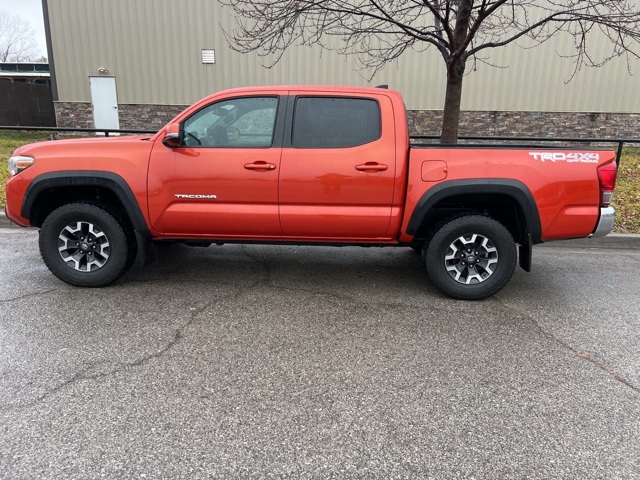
[0,0,48,58]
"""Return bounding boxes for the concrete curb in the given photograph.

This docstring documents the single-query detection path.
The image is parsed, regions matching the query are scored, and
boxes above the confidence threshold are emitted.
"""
[539,233,640,250]
[1,210,639,249]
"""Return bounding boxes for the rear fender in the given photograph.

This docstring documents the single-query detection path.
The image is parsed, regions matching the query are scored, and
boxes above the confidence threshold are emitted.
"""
[406,179,542,244]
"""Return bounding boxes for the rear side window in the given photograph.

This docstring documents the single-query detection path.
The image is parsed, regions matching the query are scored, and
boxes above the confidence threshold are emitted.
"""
[292,97,381,148]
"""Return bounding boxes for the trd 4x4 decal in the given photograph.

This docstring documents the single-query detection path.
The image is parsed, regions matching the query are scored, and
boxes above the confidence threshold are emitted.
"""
[528,152,600,163]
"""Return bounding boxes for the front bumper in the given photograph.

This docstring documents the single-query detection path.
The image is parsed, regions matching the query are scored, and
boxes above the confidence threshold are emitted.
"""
[591,206,615,238]
[5,173,32,227]
[3,206,26,227]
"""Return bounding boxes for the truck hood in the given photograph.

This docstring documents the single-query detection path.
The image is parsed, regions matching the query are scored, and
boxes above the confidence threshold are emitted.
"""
[14,135,153,157]
[12,135,157,180]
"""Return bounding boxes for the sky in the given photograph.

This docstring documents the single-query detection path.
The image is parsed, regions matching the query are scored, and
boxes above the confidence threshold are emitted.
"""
[1,0,48,58]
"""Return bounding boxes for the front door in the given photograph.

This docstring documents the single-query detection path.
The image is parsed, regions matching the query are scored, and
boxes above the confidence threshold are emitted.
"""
[89,76,119,134]
[279,93,396,238]
[148,96,284,237]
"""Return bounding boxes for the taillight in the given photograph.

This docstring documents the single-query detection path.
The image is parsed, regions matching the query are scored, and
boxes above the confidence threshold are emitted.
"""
[597,161,617,206]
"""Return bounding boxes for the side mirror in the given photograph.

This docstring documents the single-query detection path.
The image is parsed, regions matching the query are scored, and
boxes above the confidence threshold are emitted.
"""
[227,126,240,142]
[162,123,181,148]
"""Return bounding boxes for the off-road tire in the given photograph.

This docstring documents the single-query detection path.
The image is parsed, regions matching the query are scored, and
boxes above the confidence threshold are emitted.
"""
[39,203,134,287]
[425,215,517,300]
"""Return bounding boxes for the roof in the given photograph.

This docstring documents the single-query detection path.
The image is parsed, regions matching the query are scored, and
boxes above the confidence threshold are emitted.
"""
[218,85,397,94]
[0,63,50,73]
[0,72,50,78]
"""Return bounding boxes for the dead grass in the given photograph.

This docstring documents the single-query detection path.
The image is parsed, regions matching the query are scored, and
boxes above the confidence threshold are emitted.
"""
[612,148,640,233]
[1,130,53,211]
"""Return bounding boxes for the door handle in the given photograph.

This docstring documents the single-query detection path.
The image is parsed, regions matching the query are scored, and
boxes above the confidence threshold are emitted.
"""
[355,162,388,172]
[244,161,277,171]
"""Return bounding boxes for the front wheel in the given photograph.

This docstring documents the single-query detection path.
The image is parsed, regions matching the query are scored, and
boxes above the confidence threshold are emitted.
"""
[39,203,134,287]
[425,215,517,300]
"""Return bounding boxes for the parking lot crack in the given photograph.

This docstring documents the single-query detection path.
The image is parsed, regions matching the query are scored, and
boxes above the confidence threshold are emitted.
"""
[497,300,639,394]
[274,283,428,313]
[0,302,213,412]
[0,288,57,304]
[239,246,272,286]
[545,331,639,392]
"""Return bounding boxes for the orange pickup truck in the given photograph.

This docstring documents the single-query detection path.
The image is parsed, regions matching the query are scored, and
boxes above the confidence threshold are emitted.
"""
[5,86,618,299]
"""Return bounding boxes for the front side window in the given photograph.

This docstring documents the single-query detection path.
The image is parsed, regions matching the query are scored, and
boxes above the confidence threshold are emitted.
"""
[182,97,278,148]
[292,97,381,148]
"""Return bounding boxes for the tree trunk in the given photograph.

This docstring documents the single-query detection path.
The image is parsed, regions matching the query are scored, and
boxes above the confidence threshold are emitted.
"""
[441,62,465,143]
[441,0,473,144]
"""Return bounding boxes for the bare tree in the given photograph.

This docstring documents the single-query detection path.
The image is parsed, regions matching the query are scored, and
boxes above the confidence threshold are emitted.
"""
[221,0,640,143]
[0,10,39,63]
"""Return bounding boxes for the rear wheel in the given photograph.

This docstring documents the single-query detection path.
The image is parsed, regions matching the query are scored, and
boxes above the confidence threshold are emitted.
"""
[39,203,134,287]
[424,215,517,300]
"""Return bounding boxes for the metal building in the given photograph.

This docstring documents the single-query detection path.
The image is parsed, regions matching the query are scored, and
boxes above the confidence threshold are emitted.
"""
[42,0,640,136]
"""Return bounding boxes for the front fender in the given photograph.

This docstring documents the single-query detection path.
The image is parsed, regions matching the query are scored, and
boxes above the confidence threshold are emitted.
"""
[21,171,151,237]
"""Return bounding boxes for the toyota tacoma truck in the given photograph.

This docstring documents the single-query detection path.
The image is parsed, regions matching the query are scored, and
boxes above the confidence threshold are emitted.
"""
[4,86,618,300]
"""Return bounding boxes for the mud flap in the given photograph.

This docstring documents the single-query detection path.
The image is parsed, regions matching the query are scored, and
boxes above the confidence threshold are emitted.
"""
[135,231,156,266]
[519,233,532,272]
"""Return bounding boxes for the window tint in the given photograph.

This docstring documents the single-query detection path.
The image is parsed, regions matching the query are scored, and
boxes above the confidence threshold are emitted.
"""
[292,97,381,148]
[182,97,278,148]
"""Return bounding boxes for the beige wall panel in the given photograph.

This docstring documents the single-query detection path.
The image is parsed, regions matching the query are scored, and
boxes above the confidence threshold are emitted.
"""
[47,0,640,112]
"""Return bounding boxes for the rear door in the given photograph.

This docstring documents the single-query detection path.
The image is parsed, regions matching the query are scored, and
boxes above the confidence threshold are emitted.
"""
[279,93,396,238]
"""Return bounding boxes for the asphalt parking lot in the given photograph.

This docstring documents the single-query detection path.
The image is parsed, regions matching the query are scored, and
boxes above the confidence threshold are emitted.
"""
[1,226,639,479]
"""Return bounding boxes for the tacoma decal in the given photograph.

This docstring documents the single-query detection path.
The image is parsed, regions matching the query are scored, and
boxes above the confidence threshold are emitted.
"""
[174,194,217,199]
[529,152,600,163]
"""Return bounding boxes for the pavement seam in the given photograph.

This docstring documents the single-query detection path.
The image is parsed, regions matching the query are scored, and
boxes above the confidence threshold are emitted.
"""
[497,299,639,394]
[1,265,269,412]
[0,289,58,304]
[0,302,212,412]
[239,244,273,285]
[274,283,431,313]
[239,244,446,313]
[528,318,639,393]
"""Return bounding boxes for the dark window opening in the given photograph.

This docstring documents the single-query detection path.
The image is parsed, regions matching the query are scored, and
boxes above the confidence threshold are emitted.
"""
[292,97,381,148]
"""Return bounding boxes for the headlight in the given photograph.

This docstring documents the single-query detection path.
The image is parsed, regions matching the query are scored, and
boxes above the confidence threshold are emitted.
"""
[8,156,35,176]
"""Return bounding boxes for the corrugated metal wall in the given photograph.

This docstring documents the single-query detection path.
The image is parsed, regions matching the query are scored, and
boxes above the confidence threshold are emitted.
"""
[47,0,640,112]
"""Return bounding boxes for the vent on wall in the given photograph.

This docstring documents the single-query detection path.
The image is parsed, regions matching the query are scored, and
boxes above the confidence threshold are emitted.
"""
[202,49,216,64]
